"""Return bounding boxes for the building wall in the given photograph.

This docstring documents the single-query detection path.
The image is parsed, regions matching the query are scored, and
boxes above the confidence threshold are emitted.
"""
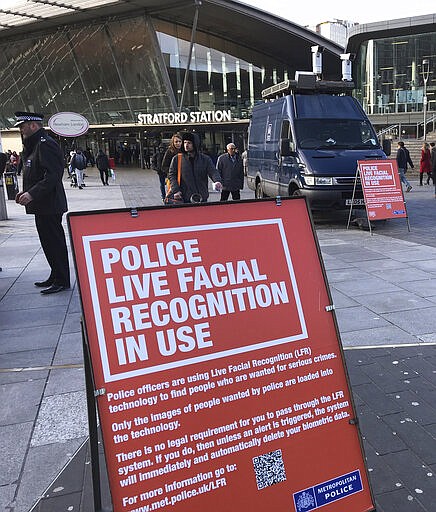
[354,32,435,118]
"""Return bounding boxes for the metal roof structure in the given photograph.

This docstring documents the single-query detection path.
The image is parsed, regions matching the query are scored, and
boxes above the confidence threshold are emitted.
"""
[0,0,343,73]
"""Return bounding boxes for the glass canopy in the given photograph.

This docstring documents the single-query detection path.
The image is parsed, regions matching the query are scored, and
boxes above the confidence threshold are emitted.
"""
[0,0,122,31]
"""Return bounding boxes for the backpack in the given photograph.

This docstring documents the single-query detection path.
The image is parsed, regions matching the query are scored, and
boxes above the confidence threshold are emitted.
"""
[73,153,87,170]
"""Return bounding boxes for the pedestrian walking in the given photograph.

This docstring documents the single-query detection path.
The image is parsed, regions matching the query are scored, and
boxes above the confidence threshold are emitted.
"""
[151,145,167,201]
[216,143,244,201]
[160,133,183,201]
[96,148,110,185]
[14,111,70,294]
[396,141,413,192]
[419,142,432,186]
[70,148,87,189]
[168,132,222,203]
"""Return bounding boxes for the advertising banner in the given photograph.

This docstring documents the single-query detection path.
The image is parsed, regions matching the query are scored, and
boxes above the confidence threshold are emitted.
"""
[358,159,407,221]
[68,198,374,512]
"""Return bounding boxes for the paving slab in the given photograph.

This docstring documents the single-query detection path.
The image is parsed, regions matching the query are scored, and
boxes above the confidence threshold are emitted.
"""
[355,290,433,314]
[0,305,69,330]
[341,325,417,346]
[381,450,436,509]
[0,379,45,425]
[31,390,88,446]
[335,305,390,333]
[0,422,33,486]
[44,368,86,396]
[383,306,436,336]
[0,324,62,354]
[373,267,431,283]
[400,278,436,297]
[333,276,403,296]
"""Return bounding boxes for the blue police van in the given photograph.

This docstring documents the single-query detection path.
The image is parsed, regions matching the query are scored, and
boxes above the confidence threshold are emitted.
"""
[246,74,388,209]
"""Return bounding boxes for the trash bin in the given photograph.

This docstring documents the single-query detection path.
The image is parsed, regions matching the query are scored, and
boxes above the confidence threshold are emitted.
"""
[4,171,18,200]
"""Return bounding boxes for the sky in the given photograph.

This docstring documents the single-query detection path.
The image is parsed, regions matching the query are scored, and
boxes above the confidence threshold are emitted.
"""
[1,0,435,27]
[240,0,435,27]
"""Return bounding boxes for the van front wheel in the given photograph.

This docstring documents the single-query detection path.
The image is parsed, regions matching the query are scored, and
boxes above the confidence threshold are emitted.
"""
[291,187,302,197]
[255,182,266,198]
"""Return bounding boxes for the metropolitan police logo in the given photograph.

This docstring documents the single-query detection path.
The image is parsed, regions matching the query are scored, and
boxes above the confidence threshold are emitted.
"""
[297,491,315,510]
[294,490,316,512]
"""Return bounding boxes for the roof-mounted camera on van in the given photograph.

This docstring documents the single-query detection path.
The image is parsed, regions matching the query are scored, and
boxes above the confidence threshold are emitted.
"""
[311,45,324,76]
[340,53,356,82]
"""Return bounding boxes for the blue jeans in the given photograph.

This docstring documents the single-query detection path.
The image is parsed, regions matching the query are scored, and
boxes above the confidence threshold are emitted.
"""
[158,173,167,199]
[399,168,411,188]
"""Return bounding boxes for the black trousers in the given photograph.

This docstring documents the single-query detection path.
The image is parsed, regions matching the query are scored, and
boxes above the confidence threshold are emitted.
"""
[220,189,241,201]
[99,168,109,185]
[35,214,70,287]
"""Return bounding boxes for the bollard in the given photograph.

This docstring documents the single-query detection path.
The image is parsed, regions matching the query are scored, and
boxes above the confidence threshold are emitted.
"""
[0,176,7,220]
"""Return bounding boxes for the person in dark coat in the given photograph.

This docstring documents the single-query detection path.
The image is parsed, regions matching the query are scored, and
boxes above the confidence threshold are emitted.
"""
[0,152,7,176]
[14,111,70,294]
[216,143,244,201]
[396,141,413,192]
[96,148,110,185]
[168,132,222,203]
[152,145,167,200]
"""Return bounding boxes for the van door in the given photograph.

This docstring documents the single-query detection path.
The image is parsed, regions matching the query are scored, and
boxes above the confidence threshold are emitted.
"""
[263,114,280,197]
[278,120,299,196]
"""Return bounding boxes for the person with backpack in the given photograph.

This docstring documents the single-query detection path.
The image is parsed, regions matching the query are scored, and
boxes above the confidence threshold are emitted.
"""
[96,149,110,186]
[70,148,87,189]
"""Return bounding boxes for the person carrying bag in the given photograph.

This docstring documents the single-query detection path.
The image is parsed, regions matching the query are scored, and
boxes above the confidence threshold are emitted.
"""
[164,153,183,205]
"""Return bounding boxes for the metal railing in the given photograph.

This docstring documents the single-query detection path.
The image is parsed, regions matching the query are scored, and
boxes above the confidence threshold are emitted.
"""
[377,124,399,137]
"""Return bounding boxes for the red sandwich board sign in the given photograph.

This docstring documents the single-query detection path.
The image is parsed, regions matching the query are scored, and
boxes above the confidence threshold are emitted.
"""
[354,159,410,232]
[68,197,375,512]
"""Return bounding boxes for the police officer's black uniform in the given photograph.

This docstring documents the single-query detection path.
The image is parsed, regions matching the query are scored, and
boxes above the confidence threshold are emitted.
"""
[18,115,70,292]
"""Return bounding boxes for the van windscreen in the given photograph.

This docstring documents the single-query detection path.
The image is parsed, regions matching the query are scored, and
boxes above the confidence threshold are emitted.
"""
[295,119,379,150]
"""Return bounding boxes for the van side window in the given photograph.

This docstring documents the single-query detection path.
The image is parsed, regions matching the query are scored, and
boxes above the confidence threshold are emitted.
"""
[281,120,291,141]
[280,120,294,145]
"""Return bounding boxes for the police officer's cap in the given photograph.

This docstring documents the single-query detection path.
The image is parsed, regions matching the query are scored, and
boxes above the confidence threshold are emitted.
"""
[14,111,44,127]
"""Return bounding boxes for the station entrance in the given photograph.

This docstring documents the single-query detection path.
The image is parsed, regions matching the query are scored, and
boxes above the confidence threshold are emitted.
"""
[61,121,248,169]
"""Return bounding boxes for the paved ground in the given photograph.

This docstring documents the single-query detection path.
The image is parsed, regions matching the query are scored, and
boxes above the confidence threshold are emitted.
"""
[1,167,436,512]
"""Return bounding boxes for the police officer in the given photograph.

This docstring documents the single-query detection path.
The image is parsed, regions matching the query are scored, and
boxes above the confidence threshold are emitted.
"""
[15,111,70,294]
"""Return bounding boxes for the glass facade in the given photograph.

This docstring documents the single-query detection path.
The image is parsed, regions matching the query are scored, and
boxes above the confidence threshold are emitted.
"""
[355,32,436,116]
[0,13,297,130]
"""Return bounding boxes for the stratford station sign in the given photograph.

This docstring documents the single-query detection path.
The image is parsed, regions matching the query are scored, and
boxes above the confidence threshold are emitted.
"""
[68,198,375,512]
[137,110,232,125]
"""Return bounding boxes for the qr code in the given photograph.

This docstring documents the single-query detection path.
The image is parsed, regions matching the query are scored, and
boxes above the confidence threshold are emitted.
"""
[253,449,286,490]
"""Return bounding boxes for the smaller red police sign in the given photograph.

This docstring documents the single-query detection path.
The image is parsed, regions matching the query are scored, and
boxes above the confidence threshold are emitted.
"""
[358,159,407,221]
[68,199,375,512]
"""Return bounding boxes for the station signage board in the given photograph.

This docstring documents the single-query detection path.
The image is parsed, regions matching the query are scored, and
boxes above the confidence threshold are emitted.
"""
[68,198,374,512]
[137,109,232,125]
[358,159,407,221]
